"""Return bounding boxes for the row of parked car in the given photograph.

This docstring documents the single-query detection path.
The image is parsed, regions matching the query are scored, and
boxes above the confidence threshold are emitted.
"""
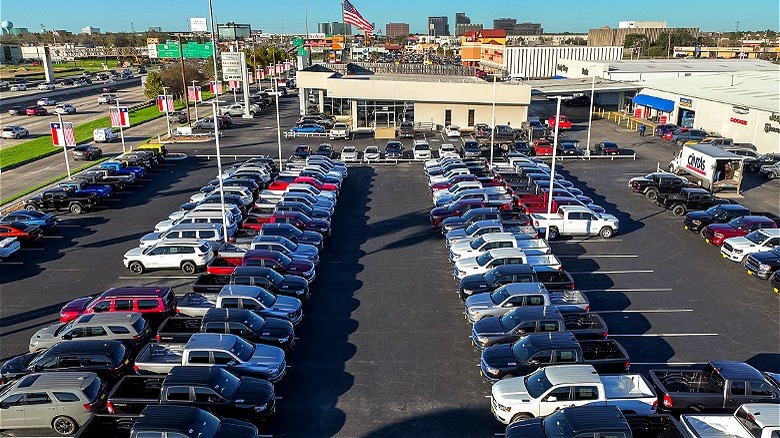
[421,154,780,437]
[0,154,349,436]
[628,171,780,293]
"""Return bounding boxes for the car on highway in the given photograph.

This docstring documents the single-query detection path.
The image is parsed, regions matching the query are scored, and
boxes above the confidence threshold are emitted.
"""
[1,125,29,139]
[0,222,43,243]
[37,82,55,90]
[0,210,58,231]
[364,146,380,160]
[290,124,326,133]
[102,85,117,92]
[37,97,56,106]
[55,103,77,114]
[7,106,23,116]
[9,83,26,91]
[25,105,48,116]
[59,78,74,86]
[74,78,91,86]
[97,93,117,104]
[124,239,216,275]
[71,144,103,161]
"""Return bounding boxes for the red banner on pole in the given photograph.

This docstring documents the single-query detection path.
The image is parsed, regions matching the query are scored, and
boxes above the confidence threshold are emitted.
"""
[187,86,202,102]
[157,95,174,112]
[109,107,130,128]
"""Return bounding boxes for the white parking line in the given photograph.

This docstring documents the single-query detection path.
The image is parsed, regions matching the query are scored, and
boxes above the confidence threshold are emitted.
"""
[595,309,692,313]
[41,235,64,239]
[610,333,718,337]
[1,261,23,264]
[117,276,197,280]
[569,270,654,275]
[19,247,44,251]
[580,288,672,292]
[558,254,638,258]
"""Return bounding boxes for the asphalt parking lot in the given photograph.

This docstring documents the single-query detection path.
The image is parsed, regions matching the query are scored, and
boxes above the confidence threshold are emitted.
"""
[0,96,777,437]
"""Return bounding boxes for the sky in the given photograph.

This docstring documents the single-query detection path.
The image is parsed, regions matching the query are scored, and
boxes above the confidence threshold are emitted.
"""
[2,0,778,35]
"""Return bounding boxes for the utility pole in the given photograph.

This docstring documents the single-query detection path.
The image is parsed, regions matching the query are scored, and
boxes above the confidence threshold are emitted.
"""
[178,34,191,126]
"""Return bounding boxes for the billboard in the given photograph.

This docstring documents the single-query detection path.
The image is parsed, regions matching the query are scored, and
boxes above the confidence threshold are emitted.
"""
[190,17,208,32]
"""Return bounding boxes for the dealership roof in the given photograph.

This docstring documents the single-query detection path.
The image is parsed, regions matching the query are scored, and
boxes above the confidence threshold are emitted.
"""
[605,58,778,74]
[638,69,780,112]
[525,77,642,95]
[339,73,488,84]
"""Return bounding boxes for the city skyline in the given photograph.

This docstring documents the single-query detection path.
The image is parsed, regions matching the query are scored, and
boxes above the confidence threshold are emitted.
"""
[2,0,778,35]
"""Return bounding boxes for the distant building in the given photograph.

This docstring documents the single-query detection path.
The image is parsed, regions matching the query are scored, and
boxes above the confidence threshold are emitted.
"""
[588,26,699,47]
[9,27,29,35]
[456,23,483,36]
[318,22,352,36]
[385,22,410,39]
[493,18,517,34]
[81,26,100,35]
[148,26,162,32]
[217,22,250,41]
[428,16,449,36]
[0,44,23,63]
[514,22,543,35]
[619,21,666,29]
[456,13,471,25]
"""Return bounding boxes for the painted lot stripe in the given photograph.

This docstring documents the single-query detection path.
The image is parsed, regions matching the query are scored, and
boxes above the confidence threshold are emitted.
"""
[580,287,672,292]
[595,309,692,313]
[610,333,718,337]
[117,275,197,280]
[2,261,24,265]
[569,269,653,275]
[551,239,623,243]
[41,235,64,239]
[558,254,638,259]
[19,247,44,251]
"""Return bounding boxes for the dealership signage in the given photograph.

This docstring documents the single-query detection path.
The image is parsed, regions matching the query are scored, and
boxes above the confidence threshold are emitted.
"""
[765,113,780,134]
[732,105,750,115]
[679,97,693,108]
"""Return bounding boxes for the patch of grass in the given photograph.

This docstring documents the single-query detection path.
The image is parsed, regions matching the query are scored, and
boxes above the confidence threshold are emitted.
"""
[0,158,109,207]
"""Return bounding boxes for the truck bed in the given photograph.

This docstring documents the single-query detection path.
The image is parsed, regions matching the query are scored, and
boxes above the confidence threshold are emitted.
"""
[156,317,202,343]
[74,414,139,438]
[175,293,216,317]
[134,343,185,374]
[601,375,656,399]
[581,339,630,373]
[191,273,231,293]
[107,375,164,414]
[563,313,607,339]
[649,370,721,394]
[625,414,688,438]
[526,254,562,270]
[549,290,590,312]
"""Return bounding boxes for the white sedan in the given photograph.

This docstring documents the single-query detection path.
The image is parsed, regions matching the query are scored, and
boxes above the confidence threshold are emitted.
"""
[37,97,56,106]
[55,104,77,114]
[445,125,461,137]
[341,146,358,162]
[1,125,30,139]
[439,143,460,158]
[10,84,26,91]
[37,83,55,90]
[363,146,380,161]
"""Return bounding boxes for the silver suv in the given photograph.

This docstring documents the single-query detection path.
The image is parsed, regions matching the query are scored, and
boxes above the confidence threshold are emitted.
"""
[0,372,105,435]
[29,312,151,353]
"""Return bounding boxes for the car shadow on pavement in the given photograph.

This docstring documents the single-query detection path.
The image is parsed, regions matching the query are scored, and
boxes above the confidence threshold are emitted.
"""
[266,165,375,437]
[362,407,502,438]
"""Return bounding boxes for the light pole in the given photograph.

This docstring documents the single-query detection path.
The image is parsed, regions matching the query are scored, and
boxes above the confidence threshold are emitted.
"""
[273,53,283,164]
[208,0,222,116]
[585,65,597,156]
[544,96,562,242]
[56,113,72,179]
[489,73,497,166]
[210,101,229,244]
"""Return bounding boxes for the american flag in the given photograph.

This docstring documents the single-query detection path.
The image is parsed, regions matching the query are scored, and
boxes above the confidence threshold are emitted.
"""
[187,86,202,102]
[342,0,373,35]
[109,107,130,128]
[50,122,75,146]
[157,95,174,112]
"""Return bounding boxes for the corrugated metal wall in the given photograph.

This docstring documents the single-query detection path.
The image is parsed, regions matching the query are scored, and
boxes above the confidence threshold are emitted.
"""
[502,46,624,78]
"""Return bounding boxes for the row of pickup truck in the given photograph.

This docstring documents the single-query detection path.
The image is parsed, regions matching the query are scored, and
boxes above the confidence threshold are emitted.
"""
[422,153,780,437]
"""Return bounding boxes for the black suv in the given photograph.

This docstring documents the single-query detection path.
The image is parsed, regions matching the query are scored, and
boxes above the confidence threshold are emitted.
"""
[0,340,131,384]
[656,187,732,216]
[684,204,751,235]
[628,172,688,200]
[24,188,98,214]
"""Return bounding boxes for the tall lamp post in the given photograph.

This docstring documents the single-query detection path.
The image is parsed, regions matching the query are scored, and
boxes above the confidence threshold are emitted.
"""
[544,96,563,242]
[210,102,229,244]
[489,73,497,166]
[585,65,597,156]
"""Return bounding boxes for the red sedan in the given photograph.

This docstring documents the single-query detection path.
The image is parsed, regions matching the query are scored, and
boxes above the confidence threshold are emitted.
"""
[25,105,48,116]
[0,222,43,243]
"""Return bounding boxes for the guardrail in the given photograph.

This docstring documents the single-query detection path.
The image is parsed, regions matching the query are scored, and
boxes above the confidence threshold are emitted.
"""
[129,99,155,111]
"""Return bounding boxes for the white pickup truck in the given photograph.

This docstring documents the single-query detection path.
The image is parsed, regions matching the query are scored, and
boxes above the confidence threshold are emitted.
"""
[681,403,779,438]
[450,233,549,261]
[490,364,657,424]
[531,205,619,240]
[454,248,561,281]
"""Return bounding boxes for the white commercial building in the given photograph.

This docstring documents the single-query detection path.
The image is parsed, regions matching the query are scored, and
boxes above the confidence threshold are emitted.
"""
[634,69,780,154]
[555,58,778,81]
[480,45,623,79]
[618,21,666,29]
[81,26,100,35]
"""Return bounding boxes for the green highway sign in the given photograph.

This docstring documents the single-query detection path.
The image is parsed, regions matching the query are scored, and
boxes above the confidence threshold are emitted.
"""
[157,42,214,59]
[292,37,304,47]
[297,47,309,56]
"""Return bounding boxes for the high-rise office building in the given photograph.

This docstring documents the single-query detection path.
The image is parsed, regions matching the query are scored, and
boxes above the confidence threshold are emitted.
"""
[493,18,517,34]
[456,23,483,35]
[386,22,410,39]
[318,22,352,36]
[427,16,449,36]
[514,22,543,35]
[455,13,471,25]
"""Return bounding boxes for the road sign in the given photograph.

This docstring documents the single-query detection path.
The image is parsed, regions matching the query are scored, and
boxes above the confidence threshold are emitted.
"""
[297,47,309,56]
[190,17,207,32]
[156,42,213,59]
[221,52,244,81]
[292,37,304,47]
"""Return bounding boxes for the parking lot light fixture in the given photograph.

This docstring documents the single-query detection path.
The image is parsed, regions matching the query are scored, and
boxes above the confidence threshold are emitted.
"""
[489,73,497,166]
[545,96,562,242]
[586,65,597,155]
[210,100,229,244]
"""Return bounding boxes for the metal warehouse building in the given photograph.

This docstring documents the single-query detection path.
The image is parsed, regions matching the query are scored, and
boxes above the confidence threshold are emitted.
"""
[480,45,624,79]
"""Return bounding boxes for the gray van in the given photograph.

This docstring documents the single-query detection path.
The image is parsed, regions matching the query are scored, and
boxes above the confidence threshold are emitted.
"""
[0,372,106,435]
[29,312,152,353]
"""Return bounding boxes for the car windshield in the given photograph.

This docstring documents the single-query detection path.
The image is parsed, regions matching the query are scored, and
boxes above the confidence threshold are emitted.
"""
[706,206,725,216]
[470,236,486,250]
[54,322,74,336]
[256,289,277,307]
[212,369,241,398]
[542,410,575,438]
[229,336,255,362]
[476,252,494,267]
[524,369,554,398]
[745,230,767,244]
[2,127,13,132]
[490,286,510,305]
[246,312,267,332]
[510,337,535,362]
[499,311,524,331]
[266,268,285,285]
[602,142,617,148]
[415,144,430,150]
[344,147,355,153]
[729,218,747,228]
[366,147,378,153]
[278,238,297,252]
[464,222,481,235]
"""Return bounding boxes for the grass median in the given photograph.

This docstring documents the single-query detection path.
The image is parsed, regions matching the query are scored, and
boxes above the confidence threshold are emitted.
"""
[0,91,214,171]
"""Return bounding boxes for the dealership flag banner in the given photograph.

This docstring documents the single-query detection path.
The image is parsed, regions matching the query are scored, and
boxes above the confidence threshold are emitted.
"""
[209,81,221,94]
[157,95,174,112]
[228,80,240,90]
[50,122,76,146]
[109,106,130,128]
[187,86,202,102]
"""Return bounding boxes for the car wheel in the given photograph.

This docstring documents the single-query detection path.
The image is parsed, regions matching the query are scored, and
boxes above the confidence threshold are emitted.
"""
[748,164,758,173]
[769,172,778,179]
[548,227,559,240]
[672,205,686,216]
[69,203,83,214]
[700,228,708,238]
[675,139,685,147]
[181,261,197,275]
[741,257,749,268]
[511,413,532,423]
[15,133,20,139]
[24,204,39,212]
[645,189,658,200]
[599,227,614,238]
[129,261,144,275]
[52,416,78,435]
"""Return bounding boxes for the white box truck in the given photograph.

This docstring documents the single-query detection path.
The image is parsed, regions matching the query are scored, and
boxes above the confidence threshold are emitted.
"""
[93,127,119,143]
[669,144,745,192]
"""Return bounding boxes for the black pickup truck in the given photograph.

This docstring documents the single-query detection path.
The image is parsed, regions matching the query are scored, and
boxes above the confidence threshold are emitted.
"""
[74,405,259,438]
[505,405,688,438]
[656,187,732,216]
[683,204,752,235]
[24,188,98,214]
[480,332,630,383]
[192,273,232,294]
[193,268,310,299]
[629,172,691,200]
[74,171,126,190]
[648,361,780,414]
[105,367,276,423]
[156,309,294,349]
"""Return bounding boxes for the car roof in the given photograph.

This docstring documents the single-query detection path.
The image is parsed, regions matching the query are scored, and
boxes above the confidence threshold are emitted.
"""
[544,364,600,385]
[186,333,239,350]
[49,339,125,354]
[720,204,750,211]
[153,239,208,247]
[559,405,629,433]
[75,312,143,325]
[13,372,98,391]
[522,332,580,350]
[99,286,172,299]
[134,405,211,433]
[490,264,536,275]
[203,308,260,324]
[479,232,518,242]
[168,222,223,232]
[738,404,780,428]
[502,282,548,296]
[165,366,231,388]
[756,228,780,237]
[710,361,765,380]
[505,305,562,321]
[219,284,267,298]
[680,187,711,194]
[741,216,776,224]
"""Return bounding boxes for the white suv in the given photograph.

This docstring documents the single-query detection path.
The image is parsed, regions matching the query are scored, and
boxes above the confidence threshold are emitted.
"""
[97,93,117,104]
[123,239,215,275]
[413,140,432,160]
[721,228,780,262]
[139,223,225,248]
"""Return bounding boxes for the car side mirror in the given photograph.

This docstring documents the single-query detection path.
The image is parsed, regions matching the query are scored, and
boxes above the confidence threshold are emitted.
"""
[545,396,558,402]
[227,360,237,366]
[528,359,540,365]
[31,365,43,371]
[62,334,72,340]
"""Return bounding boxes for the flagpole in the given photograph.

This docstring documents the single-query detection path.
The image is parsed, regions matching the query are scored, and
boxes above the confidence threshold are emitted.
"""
[116,99,127,153]
[162,85,171,137]
[57,113,72,179]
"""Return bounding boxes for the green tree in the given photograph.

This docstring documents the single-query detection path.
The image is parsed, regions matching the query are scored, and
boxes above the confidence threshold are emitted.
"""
[157,61,204,98]
[144,71,164,98]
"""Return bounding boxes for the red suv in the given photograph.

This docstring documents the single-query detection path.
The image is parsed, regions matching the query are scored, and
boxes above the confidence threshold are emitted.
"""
[59,287,176,327]
[702,215,777,246]
[25,105,47,116]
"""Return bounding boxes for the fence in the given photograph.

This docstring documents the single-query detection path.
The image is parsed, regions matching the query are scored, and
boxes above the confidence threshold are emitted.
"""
[328,63,476,76]
[594,108,657,135]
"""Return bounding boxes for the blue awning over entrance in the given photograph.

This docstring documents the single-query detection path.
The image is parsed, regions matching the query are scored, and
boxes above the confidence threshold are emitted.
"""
[632,94,675,112]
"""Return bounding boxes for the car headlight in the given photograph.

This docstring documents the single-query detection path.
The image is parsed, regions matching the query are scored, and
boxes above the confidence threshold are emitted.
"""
[288,312,296,318]
[254,404,267,412]
[279,336,289,343]
[692,220,701,225]
[485,366,499,376]
[462,289,474,296]
[266,367,276,373]
[495,400,511,412]
[467,307,477,315]
[476,336,489,345]
[759,263,770,271]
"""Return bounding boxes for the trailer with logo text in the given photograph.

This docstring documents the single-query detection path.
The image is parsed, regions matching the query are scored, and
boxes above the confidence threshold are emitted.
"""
[668,144,745,193]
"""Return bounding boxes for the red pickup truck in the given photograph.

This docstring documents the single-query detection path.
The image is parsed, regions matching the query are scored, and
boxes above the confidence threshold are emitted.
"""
[242,211,331,236]
[702,215,777,246]
[533,139,554,156]
[523,197,583,214]
[518,188,573,208]
[546,115,572,130]
[267,176,339,194]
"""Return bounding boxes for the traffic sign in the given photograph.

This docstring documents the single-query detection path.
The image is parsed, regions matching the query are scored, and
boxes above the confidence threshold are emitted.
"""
[297,47,309,56]
[156,42,214,59]
[292,37,304,47]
